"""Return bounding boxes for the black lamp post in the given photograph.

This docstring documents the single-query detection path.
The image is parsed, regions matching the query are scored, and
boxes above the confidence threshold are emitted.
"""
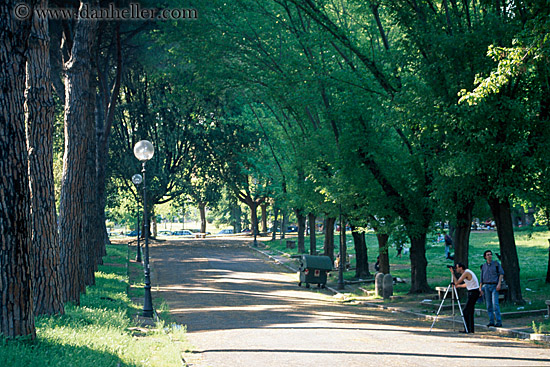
[134,140,154,318]
[132,173,143,263]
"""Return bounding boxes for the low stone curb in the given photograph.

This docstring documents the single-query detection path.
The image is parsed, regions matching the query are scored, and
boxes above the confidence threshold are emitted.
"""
[249,245,299,274]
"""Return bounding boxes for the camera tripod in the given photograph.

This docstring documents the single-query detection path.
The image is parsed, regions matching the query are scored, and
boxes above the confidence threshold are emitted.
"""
[429,273,468,333]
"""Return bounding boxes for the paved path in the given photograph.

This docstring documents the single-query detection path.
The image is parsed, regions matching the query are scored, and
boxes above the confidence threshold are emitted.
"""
[151,239,550,367]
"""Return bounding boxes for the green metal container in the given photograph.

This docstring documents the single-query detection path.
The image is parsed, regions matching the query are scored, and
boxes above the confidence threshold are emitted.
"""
[298,255,333,288]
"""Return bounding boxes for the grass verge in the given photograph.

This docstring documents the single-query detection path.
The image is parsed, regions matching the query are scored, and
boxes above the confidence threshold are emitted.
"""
[263,228,550,332]
[0,243,190,367]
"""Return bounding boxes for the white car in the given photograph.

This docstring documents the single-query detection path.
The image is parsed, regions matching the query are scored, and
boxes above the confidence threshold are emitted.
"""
[172,230,193,236]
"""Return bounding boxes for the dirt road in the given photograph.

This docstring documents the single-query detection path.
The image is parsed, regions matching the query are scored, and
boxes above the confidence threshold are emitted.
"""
[150,238,550,367]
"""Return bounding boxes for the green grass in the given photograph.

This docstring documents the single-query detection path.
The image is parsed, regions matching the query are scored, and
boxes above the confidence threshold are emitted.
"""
[265,228,550,311]
[0,243,189,367]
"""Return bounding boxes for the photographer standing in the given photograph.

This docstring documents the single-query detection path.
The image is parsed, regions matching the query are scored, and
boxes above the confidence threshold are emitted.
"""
[479,250,504,327]
[449,263,480,334]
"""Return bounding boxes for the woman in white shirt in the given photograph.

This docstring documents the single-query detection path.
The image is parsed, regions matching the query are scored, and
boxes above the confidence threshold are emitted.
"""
[450,262,480,334]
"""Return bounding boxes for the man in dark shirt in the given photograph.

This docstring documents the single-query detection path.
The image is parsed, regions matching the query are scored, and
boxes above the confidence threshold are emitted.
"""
[480,250,504,327]
[443,231,453,259]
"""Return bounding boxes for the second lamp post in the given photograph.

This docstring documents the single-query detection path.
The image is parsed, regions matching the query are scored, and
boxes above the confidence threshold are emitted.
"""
[132,173,143,263]
[133,140,154,318]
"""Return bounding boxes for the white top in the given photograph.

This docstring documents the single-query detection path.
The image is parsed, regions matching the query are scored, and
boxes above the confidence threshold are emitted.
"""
[463,269,480,290]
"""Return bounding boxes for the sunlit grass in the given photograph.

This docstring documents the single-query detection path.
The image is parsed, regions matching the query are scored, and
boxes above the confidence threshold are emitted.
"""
[0,244,189,367]
[264,227,550,309]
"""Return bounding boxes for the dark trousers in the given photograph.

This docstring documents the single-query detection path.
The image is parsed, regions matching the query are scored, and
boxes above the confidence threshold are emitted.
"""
[463,288,480,333]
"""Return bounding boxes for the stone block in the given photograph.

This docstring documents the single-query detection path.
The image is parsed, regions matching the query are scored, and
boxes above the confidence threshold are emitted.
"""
[375,273,384,297]
[383,273,393,299]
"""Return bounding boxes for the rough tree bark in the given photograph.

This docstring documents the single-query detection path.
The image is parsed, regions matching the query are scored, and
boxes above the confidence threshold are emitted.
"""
[82,57,98,288]
[488,196,524,303]
[25,0,64,316]
[453,201,474,268]
[323,217,336,261]
[281,211,287,239]
[408,232,430,293]
[199,202,207,233]
[0,0,36,338]
[339,220,347,270]
[232,197,242,233]
[351,226,370,278]
[272,206,279,241]
[308,213,317,255]
[377,233,390,275]
[96,22,122,253]
[261,202,267,233]
[250,202,259,236]
[296,208,306,253]
[234,188,265,239]
[58,5,97,304]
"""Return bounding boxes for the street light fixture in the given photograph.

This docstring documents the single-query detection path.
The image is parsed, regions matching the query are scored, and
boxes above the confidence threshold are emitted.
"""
[132,173,143,263]
[133,140,154,318]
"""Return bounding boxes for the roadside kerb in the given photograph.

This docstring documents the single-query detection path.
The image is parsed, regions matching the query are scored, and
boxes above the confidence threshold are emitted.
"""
[249,245,299,273]
[249,245,537,342]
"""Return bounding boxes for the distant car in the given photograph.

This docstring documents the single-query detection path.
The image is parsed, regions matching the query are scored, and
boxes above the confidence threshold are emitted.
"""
[241,228,251,233]
[218,229,234,234]
[172,230,193,236]
[126,230,141,236]
[286,226,298,233]
[158,230,173,236]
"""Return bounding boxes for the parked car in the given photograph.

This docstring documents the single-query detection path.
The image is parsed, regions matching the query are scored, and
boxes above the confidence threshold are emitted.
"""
[218,229,234,234]
[286,225,298,233]
[126,230,141,236]
[158,230,173,236]
[172,230,193,236]
[267,226,298,233]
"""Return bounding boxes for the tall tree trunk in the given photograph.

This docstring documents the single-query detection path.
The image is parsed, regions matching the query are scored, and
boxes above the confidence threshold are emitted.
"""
[232,197,242,233]
[0,0,36,338]
[97,150,110,251]
[377,233,390,274]
[199,202,207,233]
[488,196,524,303]
[351,226,370,278]
[82,57,98,289]
[339,219,347,270]
[281,211,287,239]
[249,202,259,237]
[296,209,306,253]
[25,0,64,315]
[58,8,97,304]
[546,238,550,284]
[96,22,122,252]
[272,206,279,241]
[308,213,317,255]
[453,201,474,267]
[261,202,267,233]
[323,217,336,261]
[408,232,431,293]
